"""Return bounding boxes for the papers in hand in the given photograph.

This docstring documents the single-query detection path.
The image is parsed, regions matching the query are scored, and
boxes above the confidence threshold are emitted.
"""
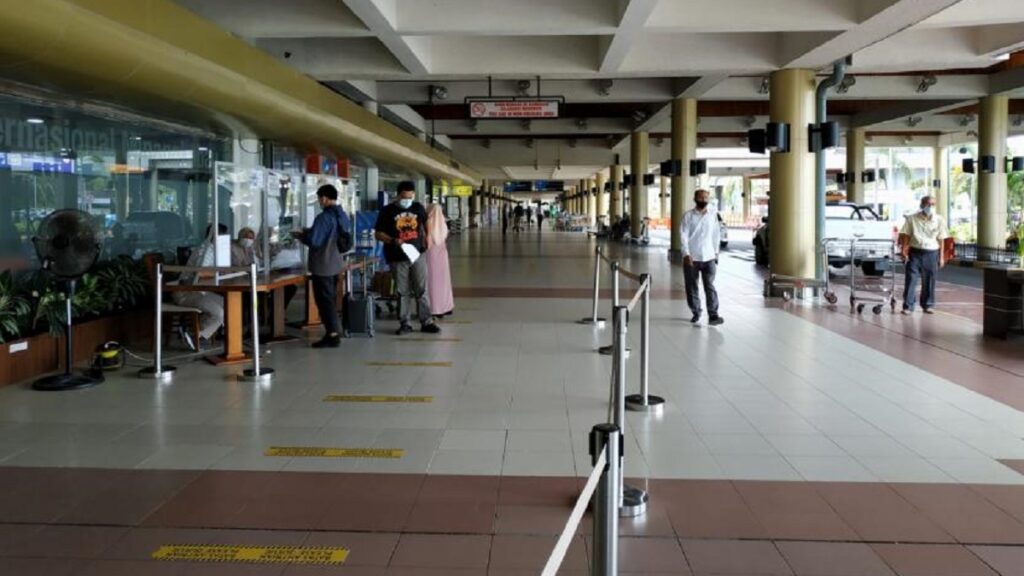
[401,243,421,263]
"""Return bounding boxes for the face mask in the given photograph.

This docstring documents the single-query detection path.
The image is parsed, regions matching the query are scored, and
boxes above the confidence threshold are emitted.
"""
[695,200,708,209]
[398,198,413,209]
[240,238,254,249]
[922,206,933,216]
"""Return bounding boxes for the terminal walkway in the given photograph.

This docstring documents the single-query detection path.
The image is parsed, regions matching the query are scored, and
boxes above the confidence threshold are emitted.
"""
[0,228,1023,574]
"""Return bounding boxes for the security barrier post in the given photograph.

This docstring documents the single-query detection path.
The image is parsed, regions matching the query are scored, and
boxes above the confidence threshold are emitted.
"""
[578,246,606,327]
[612,305,648,517]
[590,423,620,576]
[626,274,665,414]
[242,263,274,382]
[599,262,628,356]
[139,263,176,380]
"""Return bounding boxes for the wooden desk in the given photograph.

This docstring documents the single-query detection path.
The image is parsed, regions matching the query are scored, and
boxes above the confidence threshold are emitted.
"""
[302,258,377,328]
[166,271,306,365]
[983,267,1024,340]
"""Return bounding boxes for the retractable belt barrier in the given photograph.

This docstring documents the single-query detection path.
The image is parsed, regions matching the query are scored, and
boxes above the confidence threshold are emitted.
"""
[138,263,274,382]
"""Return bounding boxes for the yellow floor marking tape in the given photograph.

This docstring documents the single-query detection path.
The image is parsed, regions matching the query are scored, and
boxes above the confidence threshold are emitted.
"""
[323,395,433,403]
[152,545,349,565]
[265,447,404,458]
[366,361,452,367]
[396,337,464,342]
[438,319,473,324]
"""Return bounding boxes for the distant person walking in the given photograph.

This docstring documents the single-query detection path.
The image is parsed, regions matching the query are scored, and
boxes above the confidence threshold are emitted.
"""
[513,204,525,233]
[425,203,454,317]
[899,195,948,315]
[680,189,723,326]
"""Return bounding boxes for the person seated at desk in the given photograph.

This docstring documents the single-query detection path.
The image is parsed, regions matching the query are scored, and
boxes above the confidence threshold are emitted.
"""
[231,227,257,268]
[173,223,227,350]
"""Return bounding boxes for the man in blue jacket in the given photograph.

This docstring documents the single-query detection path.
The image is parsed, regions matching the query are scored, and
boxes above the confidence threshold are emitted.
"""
[292,184,351,348]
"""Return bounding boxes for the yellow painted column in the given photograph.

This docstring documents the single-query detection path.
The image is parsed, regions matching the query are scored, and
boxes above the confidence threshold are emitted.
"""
[610,165,623,220]
[586,178,597,225]
[595,172,607,225]
[659,175,669,218]
[933,145,949,220]
[630,132,649,236]
[768,68,817,282]
[978,95,1008,249]
[846,128,866,205]
[670,98,697,258]
[742,176,752,223]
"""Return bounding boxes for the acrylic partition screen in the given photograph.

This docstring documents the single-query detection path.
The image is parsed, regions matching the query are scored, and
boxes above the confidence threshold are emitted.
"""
[265,170,303,272]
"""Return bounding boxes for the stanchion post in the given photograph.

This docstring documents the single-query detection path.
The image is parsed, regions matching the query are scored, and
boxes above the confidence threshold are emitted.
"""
[599,262,629,356]
[626,275,665,414]
[139,263,176,380]
[613,304,648,518]
[242,263,274,382]
[590,423,620,576]
[578,246,606,327]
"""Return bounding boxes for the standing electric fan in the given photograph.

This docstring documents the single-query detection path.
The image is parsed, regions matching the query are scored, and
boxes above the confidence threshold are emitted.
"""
[31,209,104,391]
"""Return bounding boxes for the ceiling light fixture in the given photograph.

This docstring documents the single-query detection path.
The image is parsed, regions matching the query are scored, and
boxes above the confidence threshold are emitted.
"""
[653,137,664,147]
[744,115,757,128]
[836,75,856,94]
[1013,115,1023,127]
[597,79,614,97]
[568,138,578,148]
[26,117,44,125]
[576,118,588,130]
[525,138,534,148]
[468,119,478,131]
[430,84,448,101]
[517,79,532,96]
[482,138,491,149]
[631,110,648,124]
[916,73,937,94]
[907,116,922,128]
[959,114,973,127]
[757,76,770,95]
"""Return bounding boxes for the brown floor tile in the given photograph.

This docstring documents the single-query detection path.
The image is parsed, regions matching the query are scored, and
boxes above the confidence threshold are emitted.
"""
[497,476,582,507]
[317,498,415,532]
[891,484,1024,544]
[285,567,387,576]
[733,481,858,541]
[617,536,690,574]
[17,525,129,560]
[386,569,487,576]
[871,543,997,576]
[102,527,216,560]
[495,504,572,535]
[416,475,501,503]
[142,492,249,529]
[203,528,309,547]
[227,496,328,531]
[0,557,79,576]
[776,541,896,576]
[966,545,1024,576]
[170,563,287,575]
[619,504,677,537]
[488,534,588,571]
[74,559,186,576]
[815,483,954,543]
[0,523,44,556]
[302,531,399,567]
[969,484,1024,527]
[680,538,793,575]
[403,500,496,533]
[653,480,767,540]
[390,534,492,569]
[57,495,168,526]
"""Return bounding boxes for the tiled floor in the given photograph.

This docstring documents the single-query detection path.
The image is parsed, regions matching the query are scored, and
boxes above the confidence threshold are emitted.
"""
[1,227,1023,574]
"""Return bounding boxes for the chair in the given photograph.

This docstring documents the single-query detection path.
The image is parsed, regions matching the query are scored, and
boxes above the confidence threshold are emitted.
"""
[141,252,202,349]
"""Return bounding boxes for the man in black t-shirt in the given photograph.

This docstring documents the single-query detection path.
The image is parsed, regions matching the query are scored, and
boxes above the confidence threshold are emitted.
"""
[375,182,441,335]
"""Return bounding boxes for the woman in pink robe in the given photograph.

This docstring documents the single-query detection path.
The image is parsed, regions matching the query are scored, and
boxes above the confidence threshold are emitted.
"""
[425,204,454,317]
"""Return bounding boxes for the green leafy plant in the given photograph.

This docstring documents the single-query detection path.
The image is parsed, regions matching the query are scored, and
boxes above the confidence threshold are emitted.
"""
[0,271,29,343]
[96,258,149,311]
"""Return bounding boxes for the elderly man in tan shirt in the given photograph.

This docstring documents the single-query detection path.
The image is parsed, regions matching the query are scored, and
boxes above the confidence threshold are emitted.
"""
[898,195,948,315]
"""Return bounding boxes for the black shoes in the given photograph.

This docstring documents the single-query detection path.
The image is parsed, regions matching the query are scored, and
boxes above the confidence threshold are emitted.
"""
[708,315,724,326]
[690,313,701,324]
[312,334,341,348]
[421,323,441,334]
[396,323,414,335]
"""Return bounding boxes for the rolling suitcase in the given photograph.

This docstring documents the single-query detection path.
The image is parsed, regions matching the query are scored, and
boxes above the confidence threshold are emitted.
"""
[343,263,375,338]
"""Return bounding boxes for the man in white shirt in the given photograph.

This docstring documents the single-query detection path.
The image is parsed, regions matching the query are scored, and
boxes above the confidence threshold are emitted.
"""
[898,195,948,315]
[680,189,723,326]
[172,224,226,349]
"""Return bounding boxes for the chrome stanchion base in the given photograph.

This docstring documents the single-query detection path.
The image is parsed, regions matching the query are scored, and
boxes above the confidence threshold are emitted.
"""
[577,317,607,328]
[598,345,630,357]
[625,394,665,414]
[240,367,275,382]
[620,485,648,517]
[138,366,176,380]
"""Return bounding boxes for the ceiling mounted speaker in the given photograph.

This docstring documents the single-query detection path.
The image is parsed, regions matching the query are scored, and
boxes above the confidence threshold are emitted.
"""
[979,155,996,174]
[861,169,876,183]
[932,179,942,188]
[689,159,707,176]
[643,174,655,186]
[660,159,682,176]
[623,174,635,186]
[834,170,845,183]
[748,129,767,154]
[1011,156,1024,172]
[962,158,975,174]
[879,168,888,181]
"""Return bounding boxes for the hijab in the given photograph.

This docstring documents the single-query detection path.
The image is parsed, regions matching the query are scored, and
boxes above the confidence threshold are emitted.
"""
[426,203,448,248]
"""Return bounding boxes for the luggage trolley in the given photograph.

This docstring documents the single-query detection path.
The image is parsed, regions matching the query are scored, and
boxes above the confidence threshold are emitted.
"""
[823,236,898,315]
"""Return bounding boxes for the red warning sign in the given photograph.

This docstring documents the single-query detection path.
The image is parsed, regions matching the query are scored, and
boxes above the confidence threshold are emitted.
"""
[468,99,559,119]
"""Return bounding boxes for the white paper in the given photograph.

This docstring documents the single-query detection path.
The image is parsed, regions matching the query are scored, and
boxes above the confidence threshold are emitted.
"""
[215,234,232,267]
[401,243,421,264]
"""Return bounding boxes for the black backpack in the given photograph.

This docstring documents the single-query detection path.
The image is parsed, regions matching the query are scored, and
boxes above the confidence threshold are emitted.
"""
[333,208,353,254]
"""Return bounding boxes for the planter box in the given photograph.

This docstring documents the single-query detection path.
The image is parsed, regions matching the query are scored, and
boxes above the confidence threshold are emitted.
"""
[0,308,151,387]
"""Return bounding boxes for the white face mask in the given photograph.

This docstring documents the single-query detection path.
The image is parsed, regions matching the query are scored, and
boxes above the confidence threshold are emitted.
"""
[398,198,413,209]
[921,206,933,216]
[241,238,254,249]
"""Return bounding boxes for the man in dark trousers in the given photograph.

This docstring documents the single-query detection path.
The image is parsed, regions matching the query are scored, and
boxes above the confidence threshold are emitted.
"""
[680,188,723,326]
[292,184,351,348]
[375,181,441,335]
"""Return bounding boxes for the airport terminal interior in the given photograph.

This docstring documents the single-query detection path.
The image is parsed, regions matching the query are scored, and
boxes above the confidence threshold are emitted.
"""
[1,0,1024,574]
